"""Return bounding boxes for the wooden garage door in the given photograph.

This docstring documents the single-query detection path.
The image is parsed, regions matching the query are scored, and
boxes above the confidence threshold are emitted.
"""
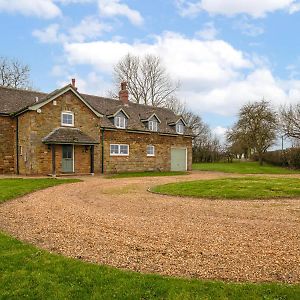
[171,148,187,171]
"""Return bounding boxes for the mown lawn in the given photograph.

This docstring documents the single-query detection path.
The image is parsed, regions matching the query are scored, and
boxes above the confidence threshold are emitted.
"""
[107,171,188,179]
[1,233,300,300]
[1,178,300,299]
[0,178,80,204]
[152,177,300,199]
[193,161,300,174]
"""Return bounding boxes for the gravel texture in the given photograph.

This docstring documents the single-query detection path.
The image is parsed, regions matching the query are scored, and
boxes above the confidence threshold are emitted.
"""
[0,172,299,283]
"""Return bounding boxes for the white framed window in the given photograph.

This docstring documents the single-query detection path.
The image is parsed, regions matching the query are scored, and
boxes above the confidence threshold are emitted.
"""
[110,144,129,156]
[176,123,184,134]
[115,116,126,129]
[148,120,158,132]
[61,111,74,127]
[147,145,155,157]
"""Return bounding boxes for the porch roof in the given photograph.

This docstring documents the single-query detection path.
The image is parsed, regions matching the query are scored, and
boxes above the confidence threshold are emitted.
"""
[42,127,99,145]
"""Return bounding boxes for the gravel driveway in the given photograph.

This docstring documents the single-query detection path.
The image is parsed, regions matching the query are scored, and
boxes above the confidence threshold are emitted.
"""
[0,172,299,283]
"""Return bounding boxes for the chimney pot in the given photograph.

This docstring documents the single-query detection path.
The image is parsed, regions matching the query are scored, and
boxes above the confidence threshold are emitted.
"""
[71,78,76,87]
[119,81,129,105]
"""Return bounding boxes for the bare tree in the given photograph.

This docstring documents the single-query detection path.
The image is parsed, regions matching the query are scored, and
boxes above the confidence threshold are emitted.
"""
[229,100,278,165]
[0,57,31,89]
[280,103,300,139]
[113,53,179,106]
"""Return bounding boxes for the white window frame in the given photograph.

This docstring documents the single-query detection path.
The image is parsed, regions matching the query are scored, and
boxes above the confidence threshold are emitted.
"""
[110,144,129,156]
[61,111,74,127]
[147,145,155,157]
[148,120,158,132]
[176,123,184,134]
[115,116,126,129]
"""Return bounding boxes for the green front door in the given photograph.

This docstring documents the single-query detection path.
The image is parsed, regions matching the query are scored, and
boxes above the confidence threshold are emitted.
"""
[62,145,74,173]
[171,148,187,171]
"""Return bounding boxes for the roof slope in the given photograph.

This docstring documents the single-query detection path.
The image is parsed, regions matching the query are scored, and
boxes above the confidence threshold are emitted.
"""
[0,85,193,135]
[42,127,99,145]
[0,86,46,114]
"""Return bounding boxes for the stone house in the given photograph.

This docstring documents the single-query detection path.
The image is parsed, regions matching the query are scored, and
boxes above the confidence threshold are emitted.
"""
[0,80,193,175]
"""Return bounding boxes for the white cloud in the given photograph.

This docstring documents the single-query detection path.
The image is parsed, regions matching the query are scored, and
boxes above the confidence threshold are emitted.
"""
[176,0,300,18]
[57,71,111,95]
[212,126,227,143]
[98,0,143,26]
[33,17,111,44]
[60,32,300,117]
[0,0,61,19]
[33,24,62,43]
[69,16,111,42]
[196,22,218,40]
[55,0,94,4]
[234,18,264,36]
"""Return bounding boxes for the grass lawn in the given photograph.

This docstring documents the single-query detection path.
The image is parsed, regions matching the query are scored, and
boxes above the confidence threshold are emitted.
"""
[107,171,188,179]
[193,161,300,174]
[1,233,300,300]
[0,178,80,203]
[151,177,300,199]
[1,179,300,299]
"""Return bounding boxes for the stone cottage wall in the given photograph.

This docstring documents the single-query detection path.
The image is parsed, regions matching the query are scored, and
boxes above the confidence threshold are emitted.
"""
[102,129,192,173]
[18,91,101,175]
[0,116,16,174]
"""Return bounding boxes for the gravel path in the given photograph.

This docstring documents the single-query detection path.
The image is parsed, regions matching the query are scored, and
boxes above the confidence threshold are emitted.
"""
[0,172,299,283]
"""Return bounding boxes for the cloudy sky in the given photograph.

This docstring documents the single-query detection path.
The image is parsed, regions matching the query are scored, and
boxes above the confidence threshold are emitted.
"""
[1,0,300,139]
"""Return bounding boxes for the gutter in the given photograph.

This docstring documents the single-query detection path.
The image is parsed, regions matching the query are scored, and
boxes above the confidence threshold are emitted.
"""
[16,116,19,175]
[101,128,105,174]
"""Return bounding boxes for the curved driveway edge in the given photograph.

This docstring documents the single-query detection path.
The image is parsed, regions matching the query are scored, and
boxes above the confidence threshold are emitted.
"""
[0,172,299,283]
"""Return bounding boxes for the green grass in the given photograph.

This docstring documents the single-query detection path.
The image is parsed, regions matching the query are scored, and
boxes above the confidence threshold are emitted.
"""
[1,232,300,299]
[152,177,300,199]
[107,171,188,179]
[192,161,300,174]
[0,178,80,203]
[1,178,300,299]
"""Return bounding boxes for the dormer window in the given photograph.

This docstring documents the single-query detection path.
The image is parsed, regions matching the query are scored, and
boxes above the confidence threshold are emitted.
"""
[148,120,158,132]
[115,115,126,129]
[61,111,74,127]
[176,123,184,134]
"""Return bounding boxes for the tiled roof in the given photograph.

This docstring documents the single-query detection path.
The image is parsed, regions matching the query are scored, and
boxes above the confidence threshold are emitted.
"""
[0,86,46,114]
[0,85,193,136]
[42,127,99,145]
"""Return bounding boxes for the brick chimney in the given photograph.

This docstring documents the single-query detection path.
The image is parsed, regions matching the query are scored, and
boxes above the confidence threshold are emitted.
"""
[119,81,129,105]
[71,78,76,88]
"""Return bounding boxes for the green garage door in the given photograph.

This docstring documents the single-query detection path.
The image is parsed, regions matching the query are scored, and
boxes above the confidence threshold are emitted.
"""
[171,148,187,171]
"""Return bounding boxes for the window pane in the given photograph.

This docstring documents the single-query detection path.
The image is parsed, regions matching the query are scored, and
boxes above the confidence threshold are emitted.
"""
[149,121,157,131]
[120,145,128,154]
[62,113,73,125]
[147,145,154,155]
[121,117,125,128]
[115,116,126,128]
[177,123,184,133]
[110,145,119,154]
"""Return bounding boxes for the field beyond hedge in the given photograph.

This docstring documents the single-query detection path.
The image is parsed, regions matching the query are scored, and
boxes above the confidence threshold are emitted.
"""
[192,161,300,174]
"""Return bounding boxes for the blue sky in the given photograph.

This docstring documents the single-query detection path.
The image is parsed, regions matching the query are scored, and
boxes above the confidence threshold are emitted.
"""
[1,0,300,141]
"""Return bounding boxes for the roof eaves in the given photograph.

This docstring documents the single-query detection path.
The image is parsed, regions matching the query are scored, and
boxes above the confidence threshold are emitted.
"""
[107,107,130,119]
[29,85,103,118]
[140,113,161,123]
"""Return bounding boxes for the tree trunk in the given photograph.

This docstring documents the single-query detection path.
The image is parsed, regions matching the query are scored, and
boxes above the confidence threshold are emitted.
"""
[258,153,263,166]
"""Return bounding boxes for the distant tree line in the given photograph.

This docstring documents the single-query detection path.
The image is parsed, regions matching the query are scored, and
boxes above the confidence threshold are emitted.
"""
[225,100,300,168]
